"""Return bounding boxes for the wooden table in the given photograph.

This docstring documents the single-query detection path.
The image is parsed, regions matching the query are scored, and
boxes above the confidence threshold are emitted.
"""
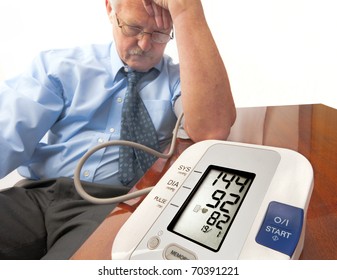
[71,104,337,260]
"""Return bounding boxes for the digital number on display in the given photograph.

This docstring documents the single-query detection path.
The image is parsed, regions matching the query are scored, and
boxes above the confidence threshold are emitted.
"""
[168,165,255,251]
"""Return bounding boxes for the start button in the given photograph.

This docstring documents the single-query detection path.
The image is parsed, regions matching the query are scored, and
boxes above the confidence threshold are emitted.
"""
[164,244,197,260]
[256,201,304,257]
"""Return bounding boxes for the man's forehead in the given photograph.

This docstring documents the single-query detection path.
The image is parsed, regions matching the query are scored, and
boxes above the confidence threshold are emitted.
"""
[117,5,165,31]
[115,0,172,31]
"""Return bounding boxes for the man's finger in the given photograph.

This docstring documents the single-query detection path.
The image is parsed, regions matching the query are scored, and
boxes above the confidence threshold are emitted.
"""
[142,0,155,16]
[142,0,172,30]
[151,2,164,29]
[161,8,172,30]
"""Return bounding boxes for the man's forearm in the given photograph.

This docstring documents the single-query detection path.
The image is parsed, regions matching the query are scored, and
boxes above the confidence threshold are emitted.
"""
[143,0,236,141]
[171,0,236,141]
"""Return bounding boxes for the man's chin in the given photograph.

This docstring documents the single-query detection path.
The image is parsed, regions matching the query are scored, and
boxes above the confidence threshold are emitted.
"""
[128,62,153,72]
[126,56,156,72]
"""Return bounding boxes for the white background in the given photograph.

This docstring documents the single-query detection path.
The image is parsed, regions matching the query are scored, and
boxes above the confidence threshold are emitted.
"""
[0,0,336,108]
[1,259,336,279]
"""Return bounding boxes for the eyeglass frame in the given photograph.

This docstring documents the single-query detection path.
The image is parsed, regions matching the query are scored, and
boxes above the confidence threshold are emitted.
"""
[115,14,174,44]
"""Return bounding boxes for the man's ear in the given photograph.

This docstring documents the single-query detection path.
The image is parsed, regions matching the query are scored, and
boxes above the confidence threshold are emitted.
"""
[106,0,113,15]
[106,0,114,24]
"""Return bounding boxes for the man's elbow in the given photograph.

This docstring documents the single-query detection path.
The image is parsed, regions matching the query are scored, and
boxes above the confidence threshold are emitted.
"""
[189,127,231,142]
[186,114,237,143]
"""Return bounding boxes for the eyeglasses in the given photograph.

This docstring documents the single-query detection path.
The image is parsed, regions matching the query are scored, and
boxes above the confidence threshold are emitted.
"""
[116,14,174,44]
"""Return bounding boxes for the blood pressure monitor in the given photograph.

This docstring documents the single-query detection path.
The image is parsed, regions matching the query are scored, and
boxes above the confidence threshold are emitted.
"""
[111,140,314,260]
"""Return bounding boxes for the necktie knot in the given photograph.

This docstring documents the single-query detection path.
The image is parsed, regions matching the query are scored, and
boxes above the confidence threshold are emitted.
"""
[128,71,144,84]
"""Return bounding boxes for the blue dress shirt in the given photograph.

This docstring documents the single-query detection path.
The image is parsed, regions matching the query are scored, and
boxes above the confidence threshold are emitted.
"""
[0,42,181,186]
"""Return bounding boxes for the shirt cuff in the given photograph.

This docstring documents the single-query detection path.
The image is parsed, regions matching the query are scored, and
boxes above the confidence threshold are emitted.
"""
[173,96,190,139]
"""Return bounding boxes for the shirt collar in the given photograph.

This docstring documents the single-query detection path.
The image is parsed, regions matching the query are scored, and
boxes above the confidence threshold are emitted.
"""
[110,42,126,83]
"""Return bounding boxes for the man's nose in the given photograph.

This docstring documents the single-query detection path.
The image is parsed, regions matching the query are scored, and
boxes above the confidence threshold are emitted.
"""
[137,32,152,52]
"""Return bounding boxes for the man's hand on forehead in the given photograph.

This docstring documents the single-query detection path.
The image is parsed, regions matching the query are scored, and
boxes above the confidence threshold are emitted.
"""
[142,0,172,30]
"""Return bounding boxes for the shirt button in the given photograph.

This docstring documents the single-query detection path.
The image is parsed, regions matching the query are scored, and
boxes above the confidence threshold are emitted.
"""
[83,170,90,177]
[110,128,115,133]
[117,97,123,103]
[97,138,104,143]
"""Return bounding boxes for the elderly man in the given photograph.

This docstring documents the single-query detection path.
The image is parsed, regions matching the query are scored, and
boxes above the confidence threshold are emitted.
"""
[0,0,235,259]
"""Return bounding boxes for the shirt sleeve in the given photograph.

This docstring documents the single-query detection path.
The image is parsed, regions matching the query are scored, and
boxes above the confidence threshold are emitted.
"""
[173,96,190,139]
[0,51,64,178]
